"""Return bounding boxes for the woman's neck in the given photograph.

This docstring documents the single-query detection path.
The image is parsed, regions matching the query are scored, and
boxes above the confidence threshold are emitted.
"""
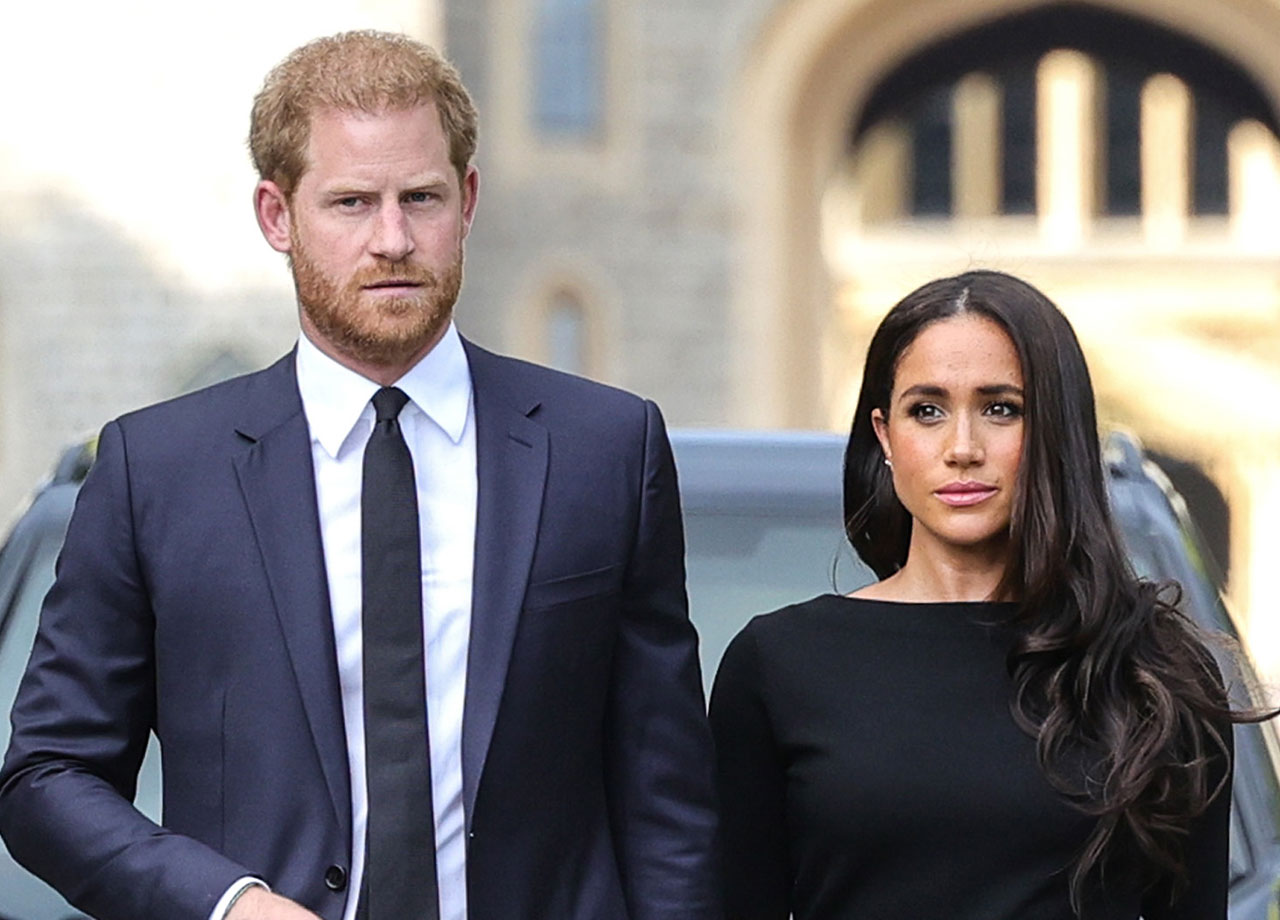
[854,534,1013,603]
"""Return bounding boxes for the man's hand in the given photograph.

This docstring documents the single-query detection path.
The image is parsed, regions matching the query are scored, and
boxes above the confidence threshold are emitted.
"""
[226,886,324,920]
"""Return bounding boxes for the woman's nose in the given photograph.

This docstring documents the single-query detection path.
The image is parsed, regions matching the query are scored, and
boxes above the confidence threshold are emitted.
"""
[944,415,984,467]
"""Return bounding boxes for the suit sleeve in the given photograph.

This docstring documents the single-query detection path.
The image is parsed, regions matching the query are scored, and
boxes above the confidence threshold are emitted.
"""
[0,420,253,920]
[708,624,791,920]
[603,400,723,920]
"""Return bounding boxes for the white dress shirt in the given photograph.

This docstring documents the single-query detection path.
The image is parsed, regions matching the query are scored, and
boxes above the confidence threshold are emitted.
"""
[295,323,476,920]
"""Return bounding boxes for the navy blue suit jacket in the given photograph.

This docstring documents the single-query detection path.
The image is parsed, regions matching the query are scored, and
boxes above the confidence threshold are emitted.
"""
[0,340,720,920]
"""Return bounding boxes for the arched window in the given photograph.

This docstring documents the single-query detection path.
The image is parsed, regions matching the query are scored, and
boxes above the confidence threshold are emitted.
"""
[909,86,952,215]
[533,0,603,137]
[850,5,1279,222]
[1001,64,1038,214]
[1105,63,1145,216]
[1195,103,1233,214]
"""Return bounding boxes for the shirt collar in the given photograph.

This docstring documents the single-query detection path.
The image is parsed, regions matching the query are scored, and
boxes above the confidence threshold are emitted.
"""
[295,322,473,459]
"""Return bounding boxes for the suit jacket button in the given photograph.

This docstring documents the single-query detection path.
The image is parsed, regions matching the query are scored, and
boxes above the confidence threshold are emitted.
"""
[324,865,347,892]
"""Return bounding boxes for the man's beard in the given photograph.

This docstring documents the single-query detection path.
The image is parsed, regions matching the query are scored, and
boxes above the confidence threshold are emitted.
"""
[291,231,463,370]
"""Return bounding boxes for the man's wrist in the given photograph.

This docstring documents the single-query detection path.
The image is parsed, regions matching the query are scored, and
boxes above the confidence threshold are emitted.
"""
[211,876,270,920]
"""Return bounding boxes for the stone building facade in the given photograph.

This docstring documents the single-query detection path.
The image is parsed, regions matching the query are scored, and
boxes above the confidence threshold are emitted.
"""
[1,0,1279,672]
[445,0,1280,674]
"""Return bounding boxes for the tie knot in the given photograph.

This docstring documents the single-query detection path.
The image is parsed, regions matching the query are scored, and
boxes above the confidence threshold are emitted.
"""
[372,387,410,422]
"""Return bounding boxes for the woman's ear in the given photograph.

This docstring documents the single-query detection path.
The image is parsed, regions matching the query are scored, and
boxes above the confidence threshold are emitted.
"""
[871,408,891,466]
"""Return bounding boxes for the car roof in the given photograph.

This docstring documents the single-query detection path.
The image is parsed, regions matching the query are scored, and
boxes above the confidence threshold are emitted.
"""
[670,429,845,514]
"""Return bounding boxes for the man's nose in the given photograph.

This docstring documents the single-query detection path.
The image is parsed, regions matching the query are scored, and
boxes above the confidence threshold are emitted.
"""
[370,205,415,261]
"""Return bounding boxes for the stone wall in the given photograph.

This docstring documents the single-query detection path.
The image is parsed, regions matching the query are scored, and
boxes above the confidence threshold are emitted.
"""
[445,0,781,425]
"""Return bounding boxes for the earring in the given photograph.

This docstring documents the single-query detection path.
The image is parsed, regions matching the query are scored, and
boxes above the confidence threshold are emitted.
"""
[884,458,892,468]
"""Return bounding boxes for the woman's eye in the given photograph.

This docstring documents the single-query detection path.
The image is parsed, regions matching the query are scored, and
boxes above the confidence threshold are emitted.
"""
[907,403,943,422]
[987,401,1024,419]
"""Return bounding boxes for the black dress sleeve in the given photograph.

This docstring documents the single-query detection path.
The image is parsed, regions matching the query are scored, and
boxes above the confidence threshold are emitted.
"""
[709,622,791,920]
[1139,725,1234,920]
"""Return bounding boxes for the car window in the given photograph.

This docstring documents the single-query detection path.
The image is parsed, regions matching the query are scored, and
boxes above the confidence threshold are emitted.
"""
[686,510,870,694]
[0,532,60,731]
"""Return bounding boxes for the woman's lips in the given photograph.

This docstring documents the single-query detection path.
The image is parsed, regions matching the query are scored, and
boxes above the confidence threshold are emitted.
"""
[934,482,998,506]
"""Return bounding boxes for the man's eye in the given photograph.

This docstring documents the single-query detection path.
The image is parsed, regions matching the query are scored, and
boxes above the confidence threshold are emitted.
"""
[405,191,437,204]
[336,197,363,208]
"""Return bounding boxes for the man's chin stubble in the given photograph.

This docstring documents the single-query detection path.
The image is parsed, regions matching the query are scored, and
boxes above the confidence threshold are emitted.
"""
[294,253,464,371]
[304,296,453,369]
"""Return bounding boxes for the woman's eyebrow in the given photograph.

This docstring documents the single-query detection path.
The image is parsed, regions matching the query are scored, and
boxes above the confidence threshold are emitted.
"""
[897,383,1024,400]
[978,384,1024,396]
[898,384,948,399]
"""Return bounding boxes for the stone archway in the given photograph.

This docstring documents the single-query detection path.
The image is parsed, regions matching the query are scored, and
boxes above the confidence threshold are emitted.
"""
[729,0,1280,427]
[729,0,1280,673]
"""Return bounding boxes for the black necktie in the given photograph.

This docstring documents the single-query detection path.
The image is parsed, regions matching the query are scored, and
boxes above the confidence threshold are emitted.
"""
[361,386,439,920]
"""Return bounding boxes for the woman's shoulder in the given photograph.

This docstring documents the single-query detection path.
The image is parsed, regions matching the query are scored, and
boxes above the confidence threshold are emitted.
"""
[722,594,1016,687]
[712,597,850,710]
[735,593,1010,641]
[717,595,846,674]
[735,594,852,641]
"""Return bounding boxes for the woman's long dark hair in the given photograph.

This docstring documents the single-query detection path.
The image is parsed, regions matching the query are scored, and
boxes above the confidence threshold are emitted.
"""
[843,270,1233,905]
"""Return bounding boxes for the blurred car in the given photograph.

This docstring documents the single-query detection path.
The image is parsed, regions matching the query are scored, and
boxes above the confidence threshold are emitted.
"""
[670,428,1280,919]
[0,431,1277,918]
[0,441,166,920]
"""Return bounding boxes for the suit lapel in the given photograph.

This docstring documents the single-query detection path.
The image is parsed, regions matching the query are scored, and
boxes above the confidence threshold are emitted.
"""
[231,355,350,838]
[461,341,548,830]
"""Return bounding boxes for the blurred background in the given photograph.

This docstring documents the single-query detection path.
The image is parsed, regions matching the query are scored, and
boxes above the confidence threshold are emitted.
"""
[1,0,1278,675]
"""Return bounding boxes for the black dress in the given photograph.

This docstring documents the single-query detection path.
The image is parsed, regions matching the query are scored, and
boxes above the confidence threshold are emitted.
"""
[708,595,1231,920]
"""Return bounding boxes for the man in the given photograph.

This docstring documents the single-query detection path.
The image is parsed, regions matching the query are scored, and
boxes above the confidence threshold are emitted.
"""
[0,31,720,920]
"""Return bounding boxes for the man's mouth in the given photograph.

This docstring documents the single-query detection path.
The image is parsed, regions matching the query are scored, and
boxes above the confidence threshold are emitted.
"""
[362,280,425,293]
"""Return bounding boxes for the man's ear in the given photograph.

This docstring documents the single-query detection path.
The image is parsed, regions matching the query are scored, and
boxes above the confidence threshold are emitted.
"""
[254,180,293,253]
[460,165,479,239]
[871,408,891,464]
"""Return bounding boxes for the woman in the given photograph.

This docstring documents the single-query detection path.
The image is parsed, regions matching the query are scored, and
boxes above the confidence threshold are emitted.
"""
[710,270,1236,919]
